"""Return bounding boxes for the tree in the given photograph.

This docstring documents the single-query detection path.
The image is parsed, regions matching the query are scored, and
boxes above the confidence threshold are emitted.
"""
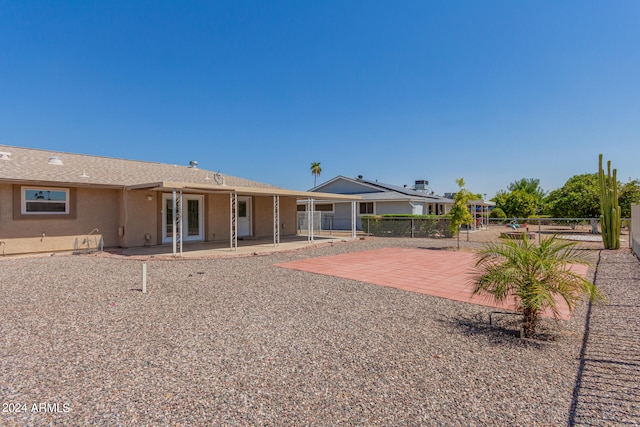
[619,179,640,218]
[544,172,640,219]
[472,234,603,338]
[490,207,507,219]
[493,178,545,217]
[310,162,322,187]
[493,190,508,211]
[449,178,474,244]
[508,178,546,204]
[500,189,538,218]
[544,174,600,218]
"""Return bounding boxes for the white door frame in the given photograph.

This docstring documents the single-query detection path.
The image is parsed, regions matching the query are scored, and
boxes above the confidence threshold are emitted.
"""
[238,196,252,237]
[162,193,204,243]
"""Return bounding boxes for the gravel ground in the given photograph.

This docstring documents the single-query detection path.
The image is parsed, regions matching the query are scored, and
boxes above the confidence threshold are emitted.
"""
[0,235,634,426]
[569,249,640,426]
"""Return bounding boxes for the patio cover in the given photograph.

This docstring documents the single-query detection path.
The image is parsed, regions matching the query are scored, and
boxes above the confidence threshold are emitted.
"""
[125,181,361,255]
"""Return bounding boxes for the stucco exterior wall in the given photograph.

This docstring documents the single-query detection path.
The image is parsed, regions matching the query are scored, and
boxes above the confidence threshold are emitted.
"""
[0,184,120,255]
[0,183,12,228]
[376,201,413,215]
[206,193,231,241]
[279,196,297,237]
[253,196,270,237]
[123,190,158,247]
[253,195,297,238]
[0,184,301,254]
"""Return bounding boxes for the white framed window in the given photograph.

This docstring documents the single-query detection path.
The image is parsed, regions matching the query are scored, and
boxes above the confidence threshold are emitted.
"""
[359,202,374,214]
[21,187,70,215]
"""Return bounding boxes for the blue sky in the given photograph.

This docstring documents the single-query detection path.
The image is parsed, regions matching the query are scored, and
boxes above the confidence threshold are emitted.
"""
[1,1,639,198]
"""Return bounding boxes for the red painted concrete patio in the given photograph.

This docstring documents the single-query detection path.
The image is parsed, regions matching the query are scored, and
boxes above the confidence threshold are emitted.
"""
[277,247,590,320]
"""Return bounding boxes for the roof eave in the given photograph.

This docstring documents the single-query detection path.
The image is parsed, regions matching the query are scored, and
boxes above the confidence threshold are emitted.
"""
[125,181,361,200]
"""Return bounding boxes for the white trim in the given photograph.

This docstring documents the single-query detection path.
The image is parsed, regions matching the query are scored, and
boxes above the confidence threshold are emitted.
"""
[21,186,69,215]
[238,196,252,237]
[162,193,204,243]
[358,201,375,215]
[296,202,335,213]
[311,175,384,193]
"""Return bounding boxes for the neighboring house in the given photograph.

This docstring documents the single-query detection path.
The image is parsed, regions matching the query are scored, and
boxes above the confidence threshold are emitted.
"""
[444,192,496,228]
[298,175,454,230]
[468,199,496,228]
[0,146,356,255]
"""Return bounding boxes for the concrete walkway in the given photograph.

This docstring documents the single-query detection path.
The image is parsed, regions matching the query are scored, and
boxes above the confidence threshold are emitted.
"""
[117,234,347,258]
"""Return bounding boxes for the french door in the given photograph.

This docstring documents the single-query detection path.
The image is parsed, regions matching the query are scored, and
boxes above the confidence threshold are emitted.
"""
[162,194,204,243]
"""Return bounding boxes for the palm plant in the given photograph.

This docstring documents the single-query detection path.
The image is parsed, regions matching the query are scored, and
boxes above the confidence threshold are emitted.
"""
[310,162,322,187]
[472,234,603,338]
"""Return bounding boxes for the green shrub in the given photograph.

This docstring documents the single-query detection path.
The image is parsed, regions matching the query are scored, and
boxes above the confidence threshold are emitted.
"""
[528,215,551,225]
[490,207,506,219]
[360,215,451,237]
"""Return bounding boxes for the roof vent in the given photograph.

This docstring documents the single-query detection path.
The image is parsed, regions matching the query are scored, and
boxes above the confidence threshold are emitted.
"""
[80,170,89,178]
[0,151,11,160]
[48,156,63,166]
[357,175,363,179]
[189,160,198,168]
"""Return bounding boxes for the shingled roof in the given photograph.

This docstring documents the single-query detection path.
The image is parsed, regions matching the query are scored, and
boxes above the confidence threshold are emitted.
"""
[0,145,282,190]
[311,175,454,203]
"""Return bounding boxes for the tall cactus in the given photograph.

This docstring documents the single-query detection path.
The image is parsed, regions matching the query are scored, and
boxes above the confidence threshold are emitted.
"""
[598,154,621,249]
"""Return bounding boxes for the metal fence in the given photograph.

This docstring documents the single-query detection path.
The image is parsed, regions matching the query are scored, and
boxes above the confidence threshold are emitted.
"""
[298,213,634,245]
[361,216,452,238]
[297,212,322,232]
[358,216,633,243]
[297,213,359,234]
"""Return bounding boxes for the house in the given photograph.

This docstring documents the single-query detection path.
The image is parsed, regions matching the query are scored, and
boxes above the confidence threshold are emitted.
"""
[298,175,454,230]
[444,191,496,229]
[0,146,358,255]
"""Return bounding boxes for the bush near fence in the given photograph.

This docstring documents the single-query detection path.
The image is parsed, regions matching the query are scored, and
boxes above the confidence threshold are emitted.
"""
[361,214,453,238]
[527,215,551,226]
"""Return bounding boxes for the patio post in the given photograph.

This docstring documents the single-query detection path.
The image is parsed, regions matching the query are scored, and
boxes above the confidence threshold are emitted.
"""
[230,192,237,251]
[309,198,315,242]
[351,200,356,240]
[178,189,183,256]
[172,189,177,256]
[273,195,280,247]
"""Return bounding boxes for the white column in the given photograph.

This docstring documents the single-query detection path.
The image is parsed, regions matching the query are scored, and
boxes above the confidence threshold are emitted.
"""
[351,200,357,239]
[273,195,280,247]
[179,190,183,256]
[307,198,311,242]
[230,192,237,251]
[172,189,177,256]
[309,198,315,242]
